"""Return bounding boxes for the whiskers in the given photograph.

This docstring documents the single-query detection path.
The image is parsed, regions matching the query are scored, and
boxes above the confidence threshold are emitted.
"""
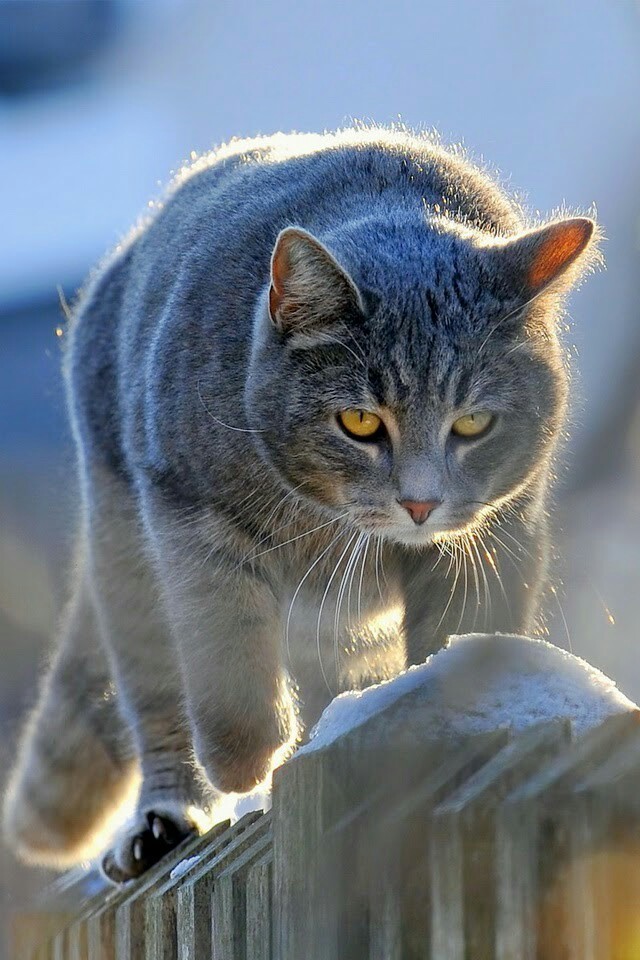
[284,526,379,699]
[432,500,543,639]
[236,510,350,571]
[284,525,352,676]
[196,379,265,433]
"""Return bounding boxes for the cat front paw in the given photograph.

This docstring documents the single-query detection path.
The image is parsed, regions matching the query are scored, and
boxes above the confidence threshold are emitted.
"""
[197,716,295,795]
[101,805,203,883]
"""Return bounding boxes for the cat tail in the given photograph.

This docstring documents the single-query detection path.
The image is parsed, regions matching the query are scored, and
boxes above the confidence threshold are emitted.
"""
[3,565,139,868]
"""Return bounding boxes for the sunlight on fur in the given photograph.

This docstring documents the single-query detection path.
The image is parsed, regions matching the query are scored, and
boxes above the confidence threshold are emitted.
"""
[3,765,140,869]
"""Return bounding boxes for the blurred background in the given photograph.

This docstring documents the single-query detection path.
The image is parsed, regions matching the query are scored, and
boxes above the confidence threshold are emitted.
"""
[1,0,639,949]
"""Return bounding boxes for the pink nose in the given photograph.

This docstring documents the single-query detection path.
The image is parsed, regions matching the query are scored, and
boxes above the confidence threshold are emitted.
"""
[398,499,440,526]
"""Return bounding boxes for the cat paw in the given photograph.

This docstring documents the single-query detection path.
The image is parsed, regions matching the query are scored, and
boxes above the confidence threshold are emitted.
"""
[101,807,197,883]
[197,719,295,795]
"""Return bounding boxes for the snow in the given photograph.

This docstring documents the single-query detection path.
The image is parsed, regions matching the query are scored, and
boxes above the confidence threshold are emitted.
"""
[169,855,201,880]
[212,786,272,825]
[299,633,638,755]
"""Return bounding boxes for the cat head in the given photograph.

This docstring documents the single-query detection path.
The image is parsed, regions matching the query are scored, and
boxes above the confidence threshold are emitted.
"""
[245,214,597,547]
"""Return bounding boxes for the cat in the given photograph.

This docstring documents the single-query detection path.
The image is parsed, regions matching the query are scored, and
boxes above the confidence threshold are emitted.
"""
[3,127,599,882]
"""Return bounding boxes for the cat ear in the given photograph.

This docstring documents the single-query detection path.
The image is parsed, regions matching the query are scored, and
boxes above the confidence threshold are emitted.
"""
[494,217,596,299]
[269,227,363,333]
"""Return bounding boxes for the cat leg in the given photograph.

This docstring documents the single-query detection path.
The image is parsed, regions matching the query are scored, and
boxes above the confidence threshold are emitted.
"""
[142,492,297,796]
[2,556,138,868]
[85,469,217,882]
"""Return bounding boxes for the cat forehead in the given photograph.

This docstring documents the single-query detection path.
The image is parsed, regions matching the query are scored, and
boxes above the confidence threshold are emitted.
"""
[363,283,510,371]
[366,341,494,412]
[354,250,505,334]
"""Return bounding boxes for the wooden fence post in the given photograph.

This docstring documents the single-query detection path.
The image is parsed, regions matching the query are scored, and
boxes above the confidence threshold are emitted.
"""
[430,720,570,960]
[144,810,266,960]
[496,711,640,960]
[273,678,509,959]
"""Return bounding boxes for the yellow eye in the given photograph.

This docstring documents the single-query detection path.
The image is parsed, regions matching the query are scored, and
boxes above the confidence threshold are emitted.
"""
[338,409,382,439]
[451,411,494,438]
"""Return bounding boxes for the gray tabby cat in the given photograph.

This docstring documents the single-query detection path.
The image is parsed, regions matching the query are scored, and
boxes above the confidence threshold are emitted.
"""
[3,128,598,881]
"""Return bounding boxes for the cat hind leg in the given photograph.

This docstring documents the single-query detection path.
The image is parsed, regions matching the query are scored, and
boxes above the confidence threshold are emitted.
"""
[2,565,139,868]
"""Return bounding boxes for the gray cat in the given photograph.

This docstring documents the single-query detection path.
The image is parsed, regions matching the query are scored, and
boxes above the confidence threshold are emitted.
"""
[3,128,598,881]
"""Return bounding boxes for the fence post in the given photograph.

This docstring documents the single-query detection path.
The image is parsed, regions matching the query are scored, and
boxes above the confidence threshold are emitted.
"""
[430,720,570,960]
[273,677,509,959]
[496,711,640,960]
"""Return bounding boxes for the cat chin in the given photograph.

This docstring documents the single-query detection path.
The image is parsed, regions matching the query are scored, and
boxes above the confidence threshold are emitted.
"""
[379,526,438,549]
[378,518,480,549]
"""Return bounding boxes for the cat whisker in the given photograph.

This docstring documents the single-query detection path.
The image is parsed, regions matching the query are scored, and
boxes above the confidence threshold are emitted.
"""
[192,487,301,570]
[481,531,518,623]
[333,532,364,681]
[196,379,265,433]
[338,325,368,362]
[346,533,366,631]
[434,539,462,634]
[298,331,367,369]
[444,539,457,579]
[379,540,389,588]
[242,481,310,561]
[374,536,384,603]
[470,533,492,632]
[486,530,523,567]
[464,533,481,632]
[455,538,470,634]
[549,583,573,654]
[234,512,350,570]
[316,531,360,697]
[357,535,371,623]
[491,525,539,565]
[476,285,550,357]
[284,527,350,667]
[430,540,449,573]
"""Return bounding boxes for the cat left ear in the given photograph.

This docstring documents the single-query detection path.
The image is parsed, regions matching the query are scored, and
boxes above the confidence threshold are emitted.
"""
[496,217,596,299]
[269,227,363,333]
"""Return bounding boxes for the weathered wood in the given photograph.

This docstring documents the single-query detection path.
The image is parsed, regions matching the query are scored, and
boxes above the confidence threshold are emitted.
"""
[10,911,64,960]
[273,697,509,960]
[495,711,640,960]
[109,817,234,960]
[59,878,119,960]
[143,810,267,960]
[272,748,330,960]
[430,720,570,960]
[10,870,108,960]
[211,830,272,959]
[372,730,510,958]
[244,851,273,960]
[564,725,640,960]
[368,874,402,960]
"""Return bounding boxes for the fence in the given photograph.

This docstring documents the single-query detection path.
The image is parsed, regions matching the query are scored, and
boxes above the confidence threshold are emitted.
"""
[9,692,640,959]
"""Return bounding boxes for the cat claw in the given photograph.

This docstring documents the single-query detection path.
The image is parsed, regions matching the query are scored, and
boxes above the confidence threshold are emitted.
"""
[151,815,166,841]
[101,850,133,885]
[101,811,194,883]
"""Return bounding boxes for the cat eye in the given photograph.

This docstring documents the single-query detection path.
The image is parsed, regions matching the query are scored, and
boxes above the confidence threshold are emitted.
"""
[451,411,494,439]
[338,409,383,440]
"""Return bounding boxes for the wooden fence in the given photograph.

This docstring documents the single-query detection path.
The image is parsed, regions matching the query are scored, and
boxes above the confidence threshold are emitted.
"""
[9,700,640,958]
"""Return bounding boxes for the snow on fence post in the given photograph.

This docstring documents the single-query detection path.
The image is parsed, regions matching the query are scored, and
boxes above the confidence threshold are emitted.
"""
[7,633,640,960]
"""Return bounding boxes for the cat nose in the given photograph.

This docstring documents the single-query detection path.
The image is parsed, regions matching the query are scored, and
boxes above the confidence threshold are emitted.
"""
[397,499,441,525]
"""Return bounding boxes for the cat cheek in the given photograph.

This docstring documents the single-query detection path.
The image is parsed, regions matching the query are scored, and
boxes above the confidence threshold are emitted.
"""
[302,472,347,508]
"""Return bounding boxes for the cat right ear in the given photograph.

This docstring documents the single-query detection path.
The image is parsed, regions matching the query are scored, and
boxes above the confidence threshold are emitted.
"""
[269,227,363,334]
[492,217,598,301]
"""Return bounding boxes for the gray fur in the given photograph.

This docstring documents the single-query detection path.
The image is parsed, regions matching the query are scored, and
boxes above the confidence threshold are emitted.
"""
[3,127,598,878]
